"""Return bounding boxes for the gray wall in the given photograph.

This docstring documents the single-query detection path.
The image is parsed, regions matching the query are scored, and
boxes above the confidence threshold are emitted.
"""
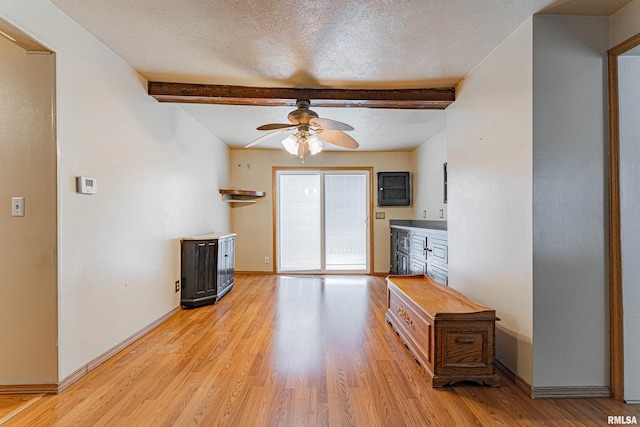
[619,54,640,402]
[532,15,609,387]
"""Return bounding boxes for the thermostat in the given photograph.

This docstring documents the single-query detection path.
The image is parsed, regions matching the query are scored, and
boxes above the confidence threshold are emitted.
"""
[76,176,97,195]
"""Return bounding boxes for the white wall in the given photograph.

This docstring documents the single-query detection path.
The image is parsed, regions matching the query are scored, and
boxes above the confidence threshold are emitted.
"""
[447,18,534,383]
[229,149,413,274]
[532,15,609,388]
[411,131,447,221]
[619,54,640,402]
[0,32,57,385]
[1,0,230,381]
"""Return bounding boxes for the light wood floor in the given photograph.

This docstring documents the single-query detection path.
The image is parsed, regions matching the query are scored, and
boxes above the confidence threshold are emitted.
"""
[4,274,640,426]
[0,394,43,425]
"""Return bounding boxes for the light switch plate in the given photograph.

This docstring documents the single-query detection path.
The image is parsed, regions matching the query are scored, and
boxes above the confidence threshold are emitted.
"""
[12,197,24,217]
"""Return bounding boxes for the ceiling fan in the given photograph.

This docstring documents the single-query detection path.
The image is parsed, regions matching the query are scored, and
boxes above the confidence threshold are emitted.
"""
[245,100,359,158]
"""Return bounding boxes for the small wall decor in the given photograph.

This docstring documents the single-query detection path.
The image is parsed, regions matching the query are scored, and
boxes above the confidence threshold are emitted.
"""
[443,163,448,204]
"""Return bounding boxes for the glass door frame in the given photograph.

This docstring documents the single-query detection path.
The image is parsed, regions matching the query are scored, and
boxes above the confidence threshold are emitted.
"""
[272,166,374,275]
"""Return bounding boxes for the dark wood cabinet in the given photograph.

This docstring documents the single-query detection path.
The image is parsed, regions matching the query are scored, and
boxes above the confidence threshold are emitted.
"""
[217,235,235,297]
[390,228,398,273]
[181,233,236,309]
[378,172,411,206]
[390,228,411,275]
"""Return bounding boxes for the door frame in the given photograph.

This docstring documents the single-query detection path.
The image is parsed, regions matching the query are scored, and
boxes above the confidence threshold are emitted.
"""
[608,30,640,401]
[272,166,374,275]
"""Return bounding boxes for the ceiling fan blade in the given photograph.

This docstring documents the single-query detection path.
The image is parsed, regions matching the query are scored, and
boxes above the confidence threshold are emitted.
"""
[317,129,359,149]
[257,123,297,131]
[245,128,293,148]
[310,117,354,131]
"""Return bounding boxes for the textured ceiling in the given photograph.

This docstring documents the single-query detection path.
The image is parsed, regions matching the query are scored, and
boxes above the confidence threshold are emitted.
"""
[51,0,632,151]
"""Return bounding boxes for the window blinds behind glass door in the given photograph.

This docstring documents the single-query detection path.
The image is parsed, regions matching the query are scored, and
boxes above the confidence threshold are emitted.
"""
[324,174,367,270]
[278,174,321,271]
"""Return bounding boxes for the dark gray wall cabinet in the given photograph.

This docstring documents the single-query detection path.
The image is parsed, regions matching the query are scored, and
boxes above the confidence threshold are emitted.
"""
[378,172,411,206]
[181,233,236,309]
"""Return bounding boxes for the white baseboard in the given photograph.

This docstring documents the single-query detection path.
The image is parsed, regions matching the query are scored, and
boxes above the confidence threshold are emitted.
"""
[495,359,613,399]
[532,386,612,399]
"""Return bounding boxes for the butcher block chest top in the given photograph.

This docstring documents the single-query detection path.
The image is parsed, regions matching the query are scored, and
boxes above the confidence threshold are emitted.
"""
[386,274,500,388]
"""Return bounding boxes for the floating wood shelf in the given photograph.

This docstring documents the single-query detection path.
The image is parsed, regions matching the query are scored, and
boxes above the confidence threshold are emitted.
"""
[219,189,265,203]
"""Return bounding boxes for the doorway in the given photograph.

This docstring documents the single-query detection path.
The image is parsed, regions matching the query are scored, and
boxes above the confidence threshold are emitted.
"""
[274,168,372,274]
[609,31,640,403]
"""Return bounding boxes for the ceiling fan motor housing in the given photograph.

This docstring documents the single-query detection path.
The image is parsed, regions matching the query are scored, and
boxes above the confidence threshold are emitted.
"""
[288,100,318,124]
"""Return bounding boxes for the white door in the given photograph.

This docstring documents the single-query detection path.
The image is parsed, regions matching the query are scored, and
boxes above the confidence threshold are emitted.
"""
[277,170,370,274]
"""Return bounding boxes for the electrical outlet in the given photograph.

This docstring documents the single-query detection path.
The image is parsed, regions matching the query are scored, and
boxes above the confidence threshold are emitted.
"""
[264,256,270,264]
[175,280,180,292]
[422,210,426,218]
[439,209,444,218]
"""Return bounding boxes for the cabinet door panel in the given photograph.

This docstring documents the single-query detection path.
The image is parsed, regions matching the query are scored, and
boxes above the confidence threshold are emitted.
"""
[228,236,235,279]
[205,242,217,293]
[397,230,410,254]
[390,230,398,274]
[428,263,448,285]
[398,253,410,275]
[182,239,218,308]
[410,258,427,275]
[431,238,448,265]
[195,243,208,294]
[217,236,236,294]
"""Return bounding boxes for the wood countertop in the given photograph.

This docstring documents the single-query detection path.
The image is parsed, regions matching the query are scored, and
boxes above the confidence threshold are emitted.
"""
[181,232,236,241]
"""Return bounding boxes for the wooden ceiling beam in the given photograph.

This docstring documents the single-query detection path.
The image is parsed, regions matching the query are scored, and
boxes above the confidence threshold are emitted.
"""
[147,82,455,109]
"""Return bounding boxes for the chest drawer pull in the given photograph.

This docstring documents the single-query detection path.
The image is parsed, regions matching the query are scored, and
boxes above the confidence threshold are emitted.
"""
[455,337,475,345]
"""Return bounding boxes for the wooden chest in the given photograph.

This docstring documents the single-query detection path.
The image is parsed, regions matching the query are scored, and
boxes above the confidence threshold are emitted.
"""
[386,274,500,387]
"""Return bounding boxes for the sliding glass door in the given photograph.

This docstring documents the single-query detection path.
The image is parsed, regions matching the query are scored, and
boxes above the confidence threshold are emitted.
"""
[278,173,322,271]
[277,169,370,274]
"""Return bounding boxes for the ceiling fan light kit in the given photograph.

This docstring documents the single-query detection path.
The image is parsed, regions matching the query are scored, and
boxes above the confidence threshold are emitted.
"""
[246,99,358,161]
[282,132,323,157]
